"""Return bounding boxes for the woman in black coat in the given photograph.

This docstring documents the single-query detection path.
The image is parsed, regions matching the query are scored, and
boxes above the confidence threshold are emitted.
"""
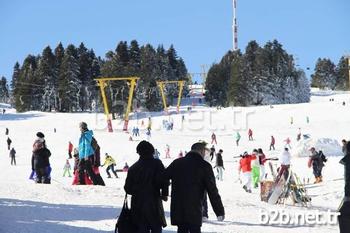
[124,141,169,233]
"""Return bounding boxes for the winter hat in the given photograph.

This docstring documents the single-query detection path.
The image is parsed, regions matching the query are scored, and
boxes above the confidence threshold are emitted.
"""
[136,140,155,157]
[36,132,45,138]
[219,149,223,153]
[79,122,88,130]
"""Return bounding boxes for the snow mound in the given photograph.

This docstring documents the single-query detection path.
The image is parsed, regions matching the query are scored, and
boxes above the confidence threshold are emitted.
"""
[293,137,343,157]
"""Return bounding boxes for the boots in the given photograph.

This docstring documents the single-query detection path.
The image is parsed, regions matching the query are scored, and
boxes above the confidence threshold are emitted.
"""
[314,176,322,184]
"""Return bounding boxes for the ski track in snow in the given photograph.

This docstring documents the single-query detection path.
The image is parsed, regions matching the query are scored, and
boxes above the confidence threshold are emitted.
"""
[1,93,349,233]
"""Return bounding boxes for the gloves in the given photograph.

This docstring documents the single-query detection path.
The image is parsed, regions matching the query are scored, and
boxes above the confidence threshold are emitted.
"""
[217,215,225,221]
[161,196,168,202]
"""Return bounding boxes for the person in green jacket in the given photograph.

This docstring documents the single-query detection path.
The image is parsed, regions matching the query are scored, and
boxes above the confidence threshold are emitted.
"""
[101,153,118,178]
[235,131,241,146]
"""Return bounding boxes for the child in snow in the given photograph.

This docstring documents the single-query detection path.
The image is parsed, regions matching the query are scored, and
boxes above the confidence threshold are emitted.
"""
[63,159,72,177]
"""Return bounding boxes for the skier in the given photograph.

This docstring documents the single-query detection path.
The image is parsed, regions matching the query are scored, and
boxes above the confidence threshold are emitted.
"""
[63,159,72,177]
[31,132,51,184]
[251,149,260,188]
[308,147,327,183]
[238,152,253,193]
[165,144,171,158]
[284,137,292,149]
[270,135,275,150]
[147,117,152,130]
[306,116,310,124]
[248,128,253,141]
[181,115,185,123]
[135,127,140,137]
[6,137,12,150]
[290,117,294,125]
[277,148,292,182]
[258,148,267,181]
[101,153,118,178]
[211,132,217,145]
[235,131,241,146]
[5,127,9,135]
[214,149,224,181]
[9,147,16,166]
[132,127,136,137]
[68,141,73,159]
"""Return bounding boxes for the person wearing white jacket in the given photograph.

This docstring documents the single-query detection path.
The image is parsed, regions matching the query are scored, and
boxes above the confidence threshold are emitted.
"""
[277,148,292,182]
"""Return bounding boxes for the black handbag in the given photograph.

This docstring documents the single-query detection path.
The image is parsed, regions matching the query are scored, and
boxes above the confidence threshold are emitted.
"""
[115,194,137,233]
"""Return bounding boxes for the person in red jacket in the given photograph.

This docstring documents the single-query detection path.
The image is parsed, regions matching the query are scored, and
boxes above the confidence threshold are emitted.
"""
[238,152,253,193]
[248,129,253,141]
[270,136,275,150]
[68,141,73,159]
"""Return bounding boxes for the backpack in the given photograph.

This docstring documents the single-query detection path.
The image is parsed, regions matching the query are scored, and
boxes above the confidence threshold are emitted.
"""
[91,137,101,167]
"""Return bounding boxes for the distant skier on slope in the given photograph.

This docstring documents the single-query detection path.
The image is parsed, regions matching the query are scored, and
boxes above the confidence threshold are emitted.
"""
[308,147,327,183]
[248,129,253,141]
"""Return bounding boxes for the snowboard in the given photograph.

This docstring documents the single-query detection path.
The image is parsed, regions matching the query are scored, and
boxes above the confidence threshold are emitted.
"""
[267,168,291,204]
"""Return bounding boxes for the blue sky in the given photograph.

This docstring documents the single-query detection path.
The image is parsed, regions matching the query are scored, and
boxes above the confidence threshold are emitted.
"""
[0,0,348,84]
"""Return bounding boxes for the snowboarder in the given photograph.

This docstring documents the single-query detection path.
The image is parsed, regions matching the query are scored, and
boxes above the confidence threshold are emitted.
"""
[308,147,327,183]
[211,132,217,145]
[9,147,16,166]
[68,141,73,159]
[6,137,12,150]
[248,128,253,141]
[270,135,275,150]
[238,152,253,193]
[101,153,118,178]
[214,149,224,181]
[63,159,72,177]
[235,131,241,146]
[165,144,171,158]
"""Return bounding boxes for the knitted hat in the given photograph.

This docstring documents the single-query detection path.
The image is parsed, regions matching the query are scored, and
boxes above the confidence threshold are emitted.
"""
[36,132,45,138]
[79,122,88,130]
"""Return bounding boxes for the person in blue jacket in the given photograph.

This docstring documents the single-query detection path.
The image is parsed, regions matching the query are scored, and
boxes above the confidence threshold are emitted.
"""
[78,122,99,185]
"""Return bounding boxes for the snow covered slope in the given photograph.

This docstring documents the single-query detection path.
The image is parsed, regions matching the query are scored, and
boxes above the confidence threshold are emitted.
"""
[0,93,349,233]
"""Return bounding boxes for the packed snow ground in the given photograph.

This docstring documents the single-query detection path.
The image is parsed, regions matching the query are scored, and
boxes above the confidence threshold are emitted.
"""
[0,93,349,233]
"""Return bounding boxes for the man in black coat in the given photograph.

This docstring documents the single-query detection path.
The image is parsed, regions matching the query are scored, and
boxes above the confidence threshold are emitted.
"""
[31,137,51,184]
[165,142,225,233]
[124,141,169,233]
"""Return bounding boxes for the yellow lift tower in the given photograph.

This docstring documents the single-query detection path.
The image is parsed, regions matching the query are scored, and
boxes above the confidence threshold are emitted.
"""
[95,77,140,132]
[157,80,185,114]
